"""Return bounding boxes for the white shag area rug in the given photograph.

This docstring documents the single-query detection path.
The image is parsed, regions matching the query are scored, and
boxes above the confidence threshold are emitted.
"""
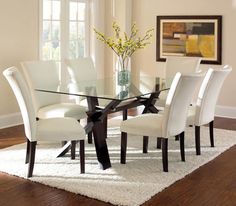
[0,118,236,206]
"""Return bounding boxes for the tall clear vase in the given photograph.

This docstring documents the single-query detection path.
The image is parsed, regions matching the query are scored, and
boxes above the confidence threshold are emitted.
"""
[116,56,131,86]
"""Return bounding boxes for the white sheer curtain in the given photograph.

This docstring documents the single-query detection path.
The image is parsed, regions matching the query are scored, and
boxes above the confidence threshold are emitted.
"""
[90,0,105,78]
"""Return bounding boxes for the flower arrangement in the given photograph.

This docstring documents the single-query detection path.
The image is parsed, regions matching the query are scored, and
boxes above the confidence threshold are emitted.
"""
[94,22,154,71]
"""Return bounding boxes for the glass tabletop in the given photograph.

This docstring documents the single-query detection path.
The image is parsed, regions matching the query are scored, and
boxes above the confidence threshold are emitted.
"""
[36,75,172,101]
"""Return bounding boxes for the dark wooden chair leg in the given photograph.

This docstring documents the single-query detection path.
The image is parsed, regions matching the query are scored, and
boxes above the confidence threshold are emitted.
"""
[27,141,37,178]
[87,118,93,144]
[209,121,214,147]
[103,116,108,139]
[123,109,128,120]
[175,135,179,141]
[162,138,168,172]
[157,137,162,149]
[143,136,149,153]
[120,132,127,164]
[87,132,93,144]
[79,140,85,173]
[71,141,76,160]
[179,132,185,162]
[25,139,30,164]
[195,126,201,155]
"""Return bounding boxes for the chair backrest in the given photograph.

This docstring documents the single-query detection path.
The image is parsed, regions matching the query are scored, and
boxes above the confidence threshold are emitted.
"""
[162,72,203,137]
[21,60,61,112]
[165,56,201,79]
[65,57,96,83]
[3,67,36,141]
[195,65,232,126]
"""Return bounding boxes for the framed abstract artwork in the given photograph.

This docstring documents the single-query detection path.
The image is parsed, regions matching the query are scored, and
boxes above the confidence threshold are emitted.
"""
[156,15,222,64]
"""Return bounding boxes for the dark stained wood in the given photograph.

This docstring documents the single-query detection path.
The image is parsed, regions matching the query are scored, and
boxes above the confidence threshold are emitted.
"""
[87,117,93,144]
[179,132,185,162]
[71,140,76,160]
[157,137,162,149]
[120,132,127,164]
[213,116,236,130]
[79,140,85,174]
[0,125,25,149]
[162,138,168,172]
[0,115,236,206]
[195,125,201,155]
[25,139,30,164]
[143,136,149,153]
[145,145,236,206]
[28,141,37,178]
[0,172,112,206]
[210,120,214,147]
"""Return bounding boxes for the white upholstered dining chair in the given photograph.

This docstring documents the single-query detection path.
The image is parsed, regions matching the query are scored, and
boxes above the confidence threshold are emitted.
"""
[65,57,136,109]
[65,57,115,107]
[3,67,86,178]
[20,60,87,120]
[156,56,201,108]
[65,57,132,144]
[120,72,203,172]
[187,65,232,155]
[65,57,111,143]
[165,56,202,79]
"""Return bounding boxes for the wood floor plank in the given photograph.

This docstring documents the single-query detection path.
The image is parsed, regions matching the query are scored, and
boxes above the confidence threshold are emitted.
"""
[0,115,236,206]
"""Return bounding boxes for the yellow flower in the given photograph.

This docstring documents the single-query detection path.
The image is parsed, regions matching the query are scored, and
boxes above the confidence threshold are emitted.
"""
[94,21,154,65]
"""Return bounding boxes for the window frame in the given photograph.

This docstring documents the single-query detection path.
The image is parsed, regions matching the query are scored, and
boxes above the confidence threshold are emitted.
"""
[39,0,91,61]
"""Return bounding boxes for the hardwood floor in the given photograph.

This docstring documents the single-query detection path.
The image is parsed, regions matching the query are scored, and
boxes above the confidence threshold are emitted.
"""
[0,116,236,206]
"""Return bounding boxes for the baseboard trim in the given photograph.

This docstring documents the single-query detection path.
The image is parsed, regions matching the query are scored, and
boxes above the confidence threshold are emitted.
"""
[215,105,236,119]
[0,113,22,129]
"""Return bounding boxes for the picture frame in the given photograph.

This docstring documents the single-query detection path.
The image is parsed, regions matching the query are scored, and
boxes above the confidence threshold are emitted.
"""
[156,15,222,64]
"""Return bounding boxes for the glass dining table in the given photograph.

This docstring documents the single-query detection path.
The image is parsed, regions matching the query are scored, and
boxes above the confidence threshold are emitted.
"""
[36,75,171,170]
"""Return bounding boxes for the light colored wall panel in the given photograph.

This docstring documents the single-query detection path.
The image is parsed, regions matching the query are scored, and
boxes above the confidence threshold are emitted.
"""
[132,0,236,108]
[0,0,39,115]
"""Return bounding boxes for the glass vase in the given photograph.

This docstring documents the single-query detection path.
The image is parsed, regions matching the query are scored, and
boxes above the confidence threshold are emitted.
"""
[116,56,131,86]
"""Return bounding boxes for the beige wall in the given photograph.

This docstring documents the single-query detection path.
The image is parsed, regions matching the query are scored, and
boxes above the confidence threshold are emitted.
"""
[0,0,235,121]
[132,0,236,107]
[0,0,39,115]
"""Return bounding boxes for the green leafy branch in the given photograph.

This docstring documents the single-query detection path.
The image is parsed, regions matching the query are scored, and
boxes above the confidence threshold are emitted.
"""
[94,22,154,69]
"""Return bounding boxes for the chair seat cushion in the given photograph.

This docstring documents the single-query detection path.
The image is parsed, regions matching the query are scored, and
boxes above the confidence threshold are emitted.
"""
[37,103,87,119]
[36,118,85,141]
[120,113,164,137]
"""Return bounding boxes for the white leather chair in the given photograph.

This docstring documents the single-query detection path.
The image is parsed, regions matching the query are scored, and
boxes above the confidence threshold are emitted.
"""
[120,72,202,172]
[20,60,87,120]
[166,56,202,79]
[3,67,86,178]
[65,57,114,107]
[65,57,136,107]
[65,57,132,144]
[156,56,201,108]
[187,65,232,155]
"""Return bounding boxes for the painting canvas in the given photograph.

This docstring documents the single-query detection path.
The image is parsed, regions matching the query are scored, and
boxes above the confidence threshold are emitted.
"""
[156,16,222,64]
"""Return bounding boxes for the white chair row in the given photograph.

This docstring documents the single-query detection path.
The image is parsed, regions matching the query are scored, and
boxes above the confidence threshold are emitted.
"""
[187,65,232,155]
[3,57,231,176]
[120,64,231,172]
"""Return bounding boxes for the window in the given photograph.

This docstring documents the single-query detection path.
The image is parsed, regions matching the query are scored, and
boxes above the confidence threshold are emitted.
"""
[40,0,90,61]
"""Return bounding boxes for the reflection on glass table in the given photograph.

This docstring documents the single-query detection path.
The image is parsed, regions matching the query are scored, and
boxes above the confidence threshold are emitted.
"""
[36,75,172,170]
